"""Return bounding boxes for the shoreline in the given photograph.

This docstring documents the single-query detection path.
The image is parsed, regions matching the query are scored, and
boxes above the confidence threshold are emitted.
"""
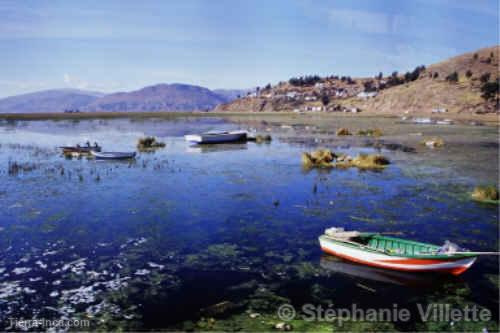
[0,111,497,125]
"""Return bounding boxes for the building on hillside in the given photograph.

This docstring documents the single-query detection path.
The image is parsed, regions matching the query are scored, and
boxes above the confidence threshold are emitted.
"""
[356,91,378,99]
[431,108,448,113]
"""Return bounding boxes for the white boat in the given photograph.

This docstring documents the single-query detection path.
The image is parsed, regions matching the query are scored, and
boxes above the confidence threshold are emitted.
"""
[91,151,136,160]
[184,130,247,144]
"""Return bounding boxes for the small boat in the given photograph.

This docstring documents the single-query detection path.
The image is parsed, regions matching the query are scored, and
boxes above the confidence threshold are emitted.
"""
[184,130,247,144]
[91,151,136,160]
[319,228,480,276]
[59,144,101,154]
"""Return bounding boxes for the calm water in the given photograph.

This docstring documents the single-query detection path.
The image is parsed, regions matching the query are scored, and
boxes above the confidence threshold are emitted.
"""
[0,116,498,331]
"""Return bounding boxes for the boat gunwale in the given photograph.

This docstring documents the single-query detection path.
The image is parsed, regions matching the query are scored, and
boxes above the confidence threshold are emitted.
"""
[319,234,477,260]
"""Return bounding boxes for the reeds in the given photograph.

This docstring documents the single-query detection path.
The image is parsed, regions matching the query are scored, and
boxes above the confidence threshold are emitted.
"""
[301,149,389,170]
[137,136,166,151]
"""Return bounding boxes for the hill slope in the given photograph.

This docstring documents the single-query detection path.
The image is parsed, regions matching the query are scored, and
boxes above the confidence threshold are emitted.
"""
[346,46,499,115]
[215,46,499,116]
[0,89,104,113]
[85,83,227,112]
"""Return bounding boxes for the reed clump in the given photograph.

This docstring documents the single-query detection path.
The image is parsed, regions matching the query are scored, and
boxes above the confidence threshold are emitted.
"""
[254,134,272,143]
[137,136,166,151]
[301,149,389,170]
[301,149,336,168]
[357,128,383,137]
[471,185,499,203]
[336,128,351,136]
[351,154,390,169]
[8,161,38,175]
[421,137,445,148]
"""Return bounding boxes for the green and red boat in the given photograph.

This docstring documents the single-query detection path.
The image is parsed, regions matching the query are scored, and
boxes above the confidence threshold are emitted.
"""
[319,228,485,276]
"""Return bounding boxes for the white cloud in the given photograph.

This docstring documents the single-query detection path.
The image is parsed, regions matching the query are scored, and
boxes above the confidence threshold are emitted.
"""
[328,8,404,35]
[62,73,89,90]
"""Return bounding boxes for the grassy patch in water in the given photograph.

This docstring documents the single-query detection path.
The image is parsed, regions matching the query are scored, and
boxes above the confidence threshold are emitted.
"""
[137,136,166,152]
[471,185,499,204]
[356,128,383,137]
[301,150,389,170]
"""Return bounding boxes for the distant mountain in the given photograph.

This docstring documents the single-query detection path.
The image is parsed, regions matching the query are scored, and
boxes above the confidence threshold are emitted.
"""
[0,89,104,113]
[213,89,252,102]
[0,84,250,113]
[85,83,227,112]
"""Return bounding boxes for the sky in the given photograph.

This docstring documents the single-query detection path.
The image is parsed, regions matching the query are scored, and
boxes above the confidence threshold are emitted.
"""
[0,0,498,97]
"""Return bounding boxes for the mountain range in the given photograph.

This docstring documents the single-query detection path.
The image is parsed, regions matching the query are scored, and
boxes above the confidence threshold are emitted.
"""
[0,84,249,113]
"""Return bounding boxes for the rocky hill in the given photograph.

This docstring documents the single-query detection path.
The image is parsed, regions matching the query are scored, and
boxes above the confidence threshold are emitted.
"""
[215,46,499,117]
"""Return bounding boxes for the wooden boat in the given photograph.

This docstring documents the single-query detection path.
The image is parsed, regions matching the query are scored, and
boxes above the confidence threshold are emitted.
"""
[59,144,101,154]
[184,130,247,144]
[91,151,136,160]
[319,228,478,276]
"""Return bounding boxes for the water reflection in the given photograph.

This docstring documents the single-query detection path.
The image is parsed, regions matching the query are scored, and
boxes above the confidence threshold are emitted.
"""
[320,256,459,288]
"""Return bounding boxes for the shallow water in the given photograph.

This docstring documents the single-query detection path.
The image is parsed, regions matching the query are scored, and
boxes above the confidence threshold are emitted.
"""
[0,116,498,331]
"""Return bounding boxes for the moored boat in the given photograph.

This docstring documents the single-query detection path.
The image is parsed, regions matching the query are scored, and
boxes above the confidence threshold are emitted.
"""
[319,228,478,276]
[59,142,101,154]
[184,130,247,144]
[91,151,136,160]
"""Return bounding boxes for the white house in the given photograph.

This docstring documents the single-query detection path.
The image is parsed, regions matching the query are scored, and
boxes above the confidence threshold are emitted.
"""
[431,108,448,113]
[356,91,378,99]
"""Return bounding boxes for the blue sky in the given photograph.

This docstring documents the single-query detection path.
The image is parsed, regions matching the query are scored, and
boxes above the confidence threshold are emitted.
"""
[0,0,498,97]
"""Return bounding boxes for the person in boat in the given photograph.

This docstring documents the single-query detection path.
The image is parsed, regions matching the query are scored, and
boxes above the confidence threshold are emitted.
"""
[86,141,91,147]
[93,142,99,148]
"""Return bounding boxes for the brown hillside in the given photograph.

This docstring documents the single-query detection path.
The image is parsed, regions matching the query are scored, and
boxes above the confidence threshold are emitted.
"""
[215,46,499,118]
[346,46,499,115]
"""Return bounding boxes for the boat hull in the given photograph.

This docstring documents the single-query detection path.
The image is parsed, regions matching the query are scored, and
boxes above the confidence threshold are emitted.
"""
[319,236,476,276]
[184,131,247,144]
[91,151,136,160]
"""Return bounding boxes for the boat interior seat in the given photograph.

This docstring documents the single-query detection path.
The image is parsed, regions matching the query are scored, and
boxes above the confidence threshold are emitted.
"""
[367,237,435,256]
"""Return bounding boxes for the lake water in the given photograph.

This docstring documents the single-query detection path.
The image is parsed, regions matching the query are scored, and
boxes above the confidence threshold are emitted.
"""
[0,116,498,331]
